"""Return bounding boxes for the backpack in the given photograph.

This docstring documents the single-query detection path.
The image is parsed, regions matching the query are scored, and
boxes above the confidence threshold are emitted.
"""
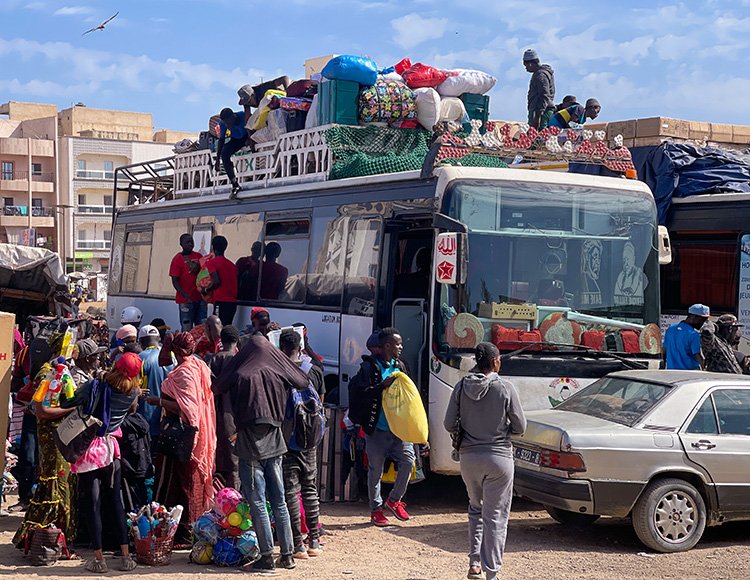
[284,384,325,451]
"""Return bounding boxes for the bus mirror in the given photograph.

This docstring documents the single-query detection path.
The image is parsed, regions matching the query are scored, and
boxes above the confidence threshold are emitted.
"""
[658,225,672,265]
[435,232,467,285]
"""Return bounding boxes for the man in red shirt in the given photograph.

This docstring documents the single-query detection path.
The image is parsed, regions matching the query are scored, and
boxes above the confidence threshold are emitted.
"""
[203,235,238,326]
[169,233,207,331]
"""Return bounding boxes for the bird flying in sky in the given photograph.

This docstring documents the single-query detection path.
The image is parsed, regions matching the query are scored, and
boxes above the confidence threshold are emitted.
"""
[82,11,119,36]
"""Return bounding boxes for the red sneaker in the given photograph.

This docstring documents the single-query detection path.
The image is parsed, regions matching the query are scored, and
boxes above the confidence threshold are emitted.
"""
[371,509,391,527]
[385,499,410,521]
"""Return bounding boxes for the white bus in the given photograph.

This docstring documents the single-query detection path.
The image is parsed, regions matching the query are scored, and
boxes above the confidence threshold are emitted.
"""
[108,147,663,474]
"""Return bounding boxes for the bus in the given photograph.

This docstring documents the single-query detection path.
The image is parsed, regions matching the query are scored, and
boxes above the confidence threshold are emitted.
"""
[662,193,750,345]
[108,142,664,474]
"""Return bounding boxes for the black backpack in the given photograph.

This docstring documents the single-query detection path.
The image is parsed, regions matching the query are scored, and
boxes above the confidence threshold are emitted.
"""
[284,384,325,451]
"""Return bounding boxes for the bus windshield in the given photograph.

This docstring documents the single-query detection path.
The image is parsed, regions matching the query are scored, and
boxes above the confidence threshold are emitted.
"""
[438,179,660,354]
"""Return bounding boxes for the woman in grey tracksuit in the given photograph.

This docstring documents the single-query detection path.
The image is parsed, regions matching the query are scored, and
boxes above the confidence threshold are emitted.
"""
[444,342,527,580]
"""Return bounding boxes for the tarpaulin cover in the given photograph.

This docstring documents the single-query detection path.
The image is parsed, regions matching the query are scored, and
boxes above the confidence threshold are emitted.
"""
[0,243,67,295]
[571,143,750,224]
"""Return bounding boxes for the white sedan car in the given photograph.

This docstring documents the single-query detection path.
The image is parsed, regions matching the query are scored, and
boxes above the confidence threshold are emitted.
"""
[512,370,750,552]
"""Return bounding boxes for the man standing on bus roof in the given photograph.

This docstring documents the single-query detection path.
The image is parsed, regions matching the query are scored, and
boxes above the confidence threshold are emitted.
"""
[523,49,555,130]
[662,304,709,370]
[202,235,238,327]
[215,108,248,198]
[170,233,206,331]
[348,327,416,527]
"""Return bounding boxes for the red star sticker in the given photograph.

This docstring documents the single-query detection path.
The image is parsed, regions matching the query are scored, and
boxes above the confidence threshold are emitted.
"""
[437,261,455,281]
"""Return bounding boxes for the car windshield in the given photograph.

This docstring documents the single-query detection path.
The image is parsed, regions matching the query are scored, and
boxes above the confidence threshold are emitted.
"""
[556,377,672,426]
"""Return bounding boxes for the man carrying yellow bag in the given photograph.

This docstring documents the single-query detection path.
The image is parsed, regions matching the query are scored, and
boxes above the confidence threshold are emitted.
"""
[348,328,418,527]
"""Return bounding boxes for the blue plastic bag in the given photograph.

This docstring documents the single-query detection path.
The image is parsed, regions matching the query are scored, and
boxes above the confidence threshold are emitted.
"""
[322,55,378,86]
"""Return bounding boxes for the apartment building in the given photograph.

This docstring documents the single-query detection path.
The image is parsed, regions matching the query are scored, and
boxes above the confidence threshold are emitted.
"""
[0,102,59,250]
[1,101,195,273]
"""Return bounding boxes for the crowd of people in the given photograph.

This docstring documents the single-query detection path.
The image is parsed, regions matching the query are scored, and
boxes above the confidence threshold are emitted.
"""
[523,48,602,130]
[663,303,750,373]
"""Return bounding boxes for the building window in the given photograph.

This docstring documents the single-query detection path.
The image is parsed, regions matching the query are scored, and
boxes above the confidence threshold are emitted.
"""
[78,194,86,206]
[3,197,13,207]
[78,228,88,240]
[103,229,111,240]
[103,194,113,207]
[103,161,114,177]
[77,159,86,171]
[32,163,42,176]
[1,161,13,180]
[32,198,43,208]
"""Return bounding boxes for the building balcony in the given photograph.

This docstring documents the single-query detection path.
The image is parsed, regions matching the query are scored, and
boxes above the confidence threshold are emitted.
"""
[75,169,115,180]
[0,205,56,227]
[77,204,112,215]
[0,137,54,157]
[0,172,55,193]
[75,240,111,251]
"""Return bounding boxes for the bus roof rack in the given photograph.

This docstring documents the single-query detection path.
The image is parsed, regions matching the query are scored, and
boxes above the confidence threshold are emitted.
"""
[113,156,176,209]
[114,122,636,208]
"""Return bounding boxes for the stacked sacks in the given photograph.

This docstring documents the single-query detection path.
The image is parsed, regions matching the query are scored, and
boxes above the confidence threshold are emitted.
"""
[190,487,260,567]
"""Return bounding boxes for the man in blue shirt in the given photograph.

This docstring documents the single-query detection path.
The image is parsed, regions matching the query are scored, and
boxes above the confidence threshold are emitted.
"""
[549,98,601,129]
[663,304,710,370]
[215,108,248,198]
[349,327,416,527]
[137,325,174,444]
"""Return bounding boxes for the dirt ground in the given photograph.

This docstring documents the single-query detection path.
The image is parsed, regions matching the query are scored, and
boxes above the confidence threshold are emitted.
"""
[1,477,748,580]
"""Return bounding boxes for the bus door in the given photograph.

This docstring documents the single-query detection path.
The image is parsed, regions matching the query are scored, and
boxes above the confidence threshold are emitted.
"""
[379,219,434,394]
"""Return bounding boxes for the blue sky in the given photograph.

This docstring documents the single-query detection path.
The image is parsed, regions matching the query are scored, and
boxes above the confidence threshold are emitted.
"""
[2,0,750,133]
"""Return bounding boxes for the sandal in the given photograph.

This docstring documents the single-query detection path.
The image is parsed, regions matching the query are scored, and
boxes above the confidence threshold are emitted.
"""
[119,556,137,572]
[86,559,108,573]
[468,565,482,580]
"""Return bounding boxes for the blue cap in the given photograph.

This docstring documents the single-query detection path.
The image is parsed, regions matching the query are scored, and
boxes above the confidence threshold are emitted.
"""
[688,304,710,317]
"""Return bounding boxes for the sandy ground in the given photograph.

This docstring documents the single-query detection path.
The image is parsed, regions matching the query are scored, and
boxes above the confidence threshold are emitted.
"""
[1,477,748,580]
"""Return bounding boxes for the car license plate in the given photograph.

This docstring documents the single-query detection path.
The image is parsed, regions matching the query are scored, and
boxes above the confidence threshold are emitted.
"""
[514,446,541,465]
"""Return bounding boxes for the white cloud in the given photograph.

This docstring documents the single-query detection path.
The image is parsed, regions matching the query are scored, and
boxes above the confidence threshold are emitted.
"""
[391,13,449,50]
[54,5,93,16]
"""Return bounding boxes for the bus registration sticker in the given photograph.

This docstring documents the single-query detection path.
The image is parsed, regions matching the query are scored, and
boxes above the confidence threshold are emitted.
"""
[436,233,458,284]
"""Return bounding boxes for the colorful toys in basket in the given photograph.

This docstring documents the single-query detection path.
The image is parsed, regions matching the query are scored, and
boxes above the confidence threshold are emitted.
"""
[190,487,260,567]
[127,502,183,566]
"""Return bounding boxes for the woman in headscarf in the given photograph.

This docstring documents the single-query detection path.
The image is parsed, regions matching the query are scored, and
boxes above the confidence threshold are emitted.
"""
[66,352,142,573]
[149,332,216,545]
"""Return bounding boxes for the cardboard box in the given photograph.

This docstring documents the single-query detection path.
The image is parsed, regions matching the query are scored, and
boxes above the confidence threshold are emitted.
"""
[637,117,690,139]
[586,122,608,134]
[632,136,670,148]
[710,123,733,142]
[0,312,15,477]
[732,124,750,145]
[688,121,711,141]
[607,120,636,140]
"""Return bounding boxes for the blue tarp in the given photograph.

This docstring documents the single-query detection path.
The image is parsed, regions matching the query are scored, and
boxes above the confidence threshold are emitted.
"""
[571,143,750,224]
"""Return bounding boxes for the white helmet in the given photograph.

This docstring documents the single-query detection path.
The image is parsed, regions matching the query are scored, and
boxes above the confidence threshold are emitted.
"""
[120,306,143,325]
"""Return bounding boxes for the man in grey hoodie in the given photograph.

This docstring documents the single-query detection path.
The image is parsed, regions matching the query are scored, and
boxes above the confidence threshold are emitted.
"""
[524,49,556,130]
[444,342,526,580]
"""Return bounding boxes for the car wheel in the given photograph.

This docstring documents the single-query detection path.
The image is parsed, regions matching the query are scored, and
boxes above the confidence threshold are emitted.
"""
[544,506,600,526]
[632,478,706,553]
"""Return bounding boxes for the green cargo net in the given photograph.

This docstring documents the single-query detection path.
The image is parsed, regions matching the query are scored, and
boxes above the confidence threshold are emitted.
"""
[324,125,507,180]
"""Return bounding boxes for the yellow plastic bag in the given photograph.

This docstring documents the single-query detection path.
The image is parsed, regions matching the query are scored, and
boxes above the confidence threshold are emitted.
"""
[382,371,428,444]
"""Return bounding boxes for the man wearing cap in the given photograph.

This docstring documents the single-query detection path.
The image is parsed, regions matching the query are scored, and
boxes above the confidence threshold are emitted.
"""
[250,307,273,337]
[549,98,601,129]
[662,305,709,370]
[72,337,107,385]
[701,314,744,374]
[138,325,174,443]
[523,49,556,130]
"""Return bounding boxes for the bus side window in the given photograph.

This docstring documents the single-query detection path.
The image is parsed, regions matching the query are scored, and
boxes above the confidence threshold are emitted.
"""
[343,218,381,316]
[260,219,310,303]
[121,227,153,294]
[149,218,189,298]
[307,207,345,308]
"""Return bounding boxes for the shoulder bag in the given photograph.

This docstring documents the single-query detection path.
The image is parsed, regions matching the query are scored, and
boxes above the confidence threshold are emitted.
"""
[157,414,197,462]
[450,380,465,462]
[53,380,103,464]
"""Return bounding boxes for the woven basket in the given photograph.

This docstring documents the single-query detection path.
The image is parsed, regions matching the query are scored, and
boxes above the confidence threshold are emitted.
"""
[133,533,174,566]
